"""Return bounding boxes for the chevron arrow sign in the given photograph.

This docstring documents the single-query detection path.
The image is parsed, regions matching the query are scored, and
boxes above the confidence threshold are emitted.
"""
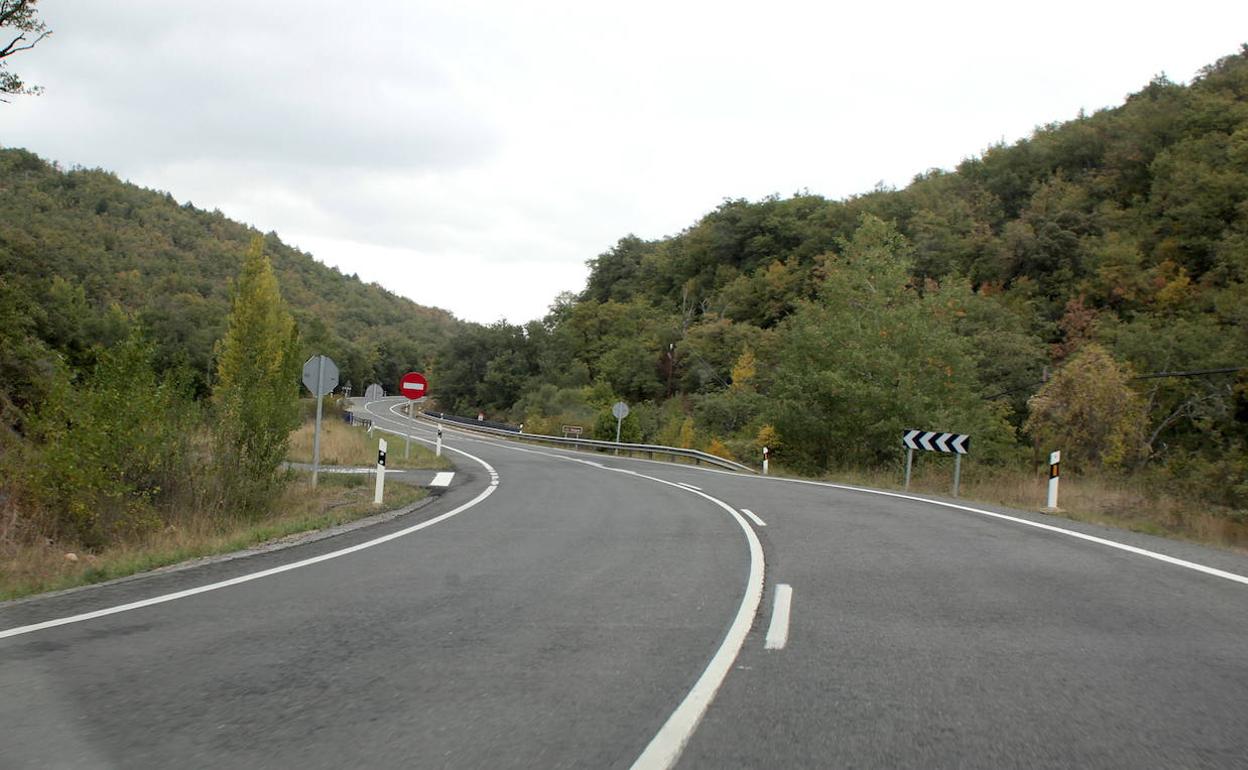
[903,429,970,454]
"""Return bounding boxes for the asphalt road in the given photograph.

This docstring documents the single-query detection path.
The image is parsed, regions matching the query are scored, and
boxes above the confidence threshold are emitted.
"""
[2,396,1247,768]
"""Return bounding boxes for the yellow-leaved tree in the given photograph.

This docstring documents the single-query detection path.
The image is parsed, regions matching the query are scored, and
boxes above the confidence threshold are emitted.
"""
[213,237,301,516]
[1024,343,1146,471]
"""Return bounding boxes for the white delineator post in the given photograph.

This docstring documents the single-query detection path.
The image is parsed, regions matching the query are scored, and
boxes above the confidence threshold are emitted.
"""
[762,446,770,475]
[1046,450,1061,509]
[436,426,443,457]
[374,438,387,505]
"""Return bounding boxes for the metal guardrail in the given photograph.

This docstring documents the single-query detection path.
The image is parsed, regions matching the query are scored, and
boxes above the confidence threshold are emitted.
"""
[423,410,521,433]
[417,412,758,474]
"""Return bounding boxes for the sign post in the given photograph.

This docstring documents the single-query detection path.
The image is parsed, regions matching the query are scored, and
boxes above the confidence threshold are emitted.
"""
[301,354,339,487]
[374,438,387,505]
[612,401,629,456]
[1046,450,1061,509]
[902,429,970,497]
[398,371,429,461]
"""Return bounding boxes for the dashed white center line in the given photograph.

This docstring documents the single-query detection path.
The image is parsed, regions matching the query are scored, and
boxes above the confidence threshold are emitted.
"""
[740,508,766,527]
[764,584,793,650]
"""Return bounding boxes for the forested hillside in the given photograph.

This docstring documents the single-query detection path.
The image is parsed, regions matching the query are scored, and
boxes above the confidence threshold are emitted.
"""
[438,47,1248,509]
[0,146,460,419]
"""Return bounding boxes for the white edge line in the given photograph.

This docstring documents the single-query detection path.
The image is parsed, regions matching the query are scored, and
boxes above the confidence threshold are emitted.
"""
[672,465,1248,588]
[628,482,764,770]
[678,482,702,491]
[1,427,499,641]
[764,584,793,650]
[740,508,766,527]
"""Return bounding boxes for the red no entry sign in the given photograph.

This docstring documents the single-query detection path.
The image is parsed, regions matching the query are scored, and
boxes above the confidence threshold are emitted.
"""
[399,371,428,400]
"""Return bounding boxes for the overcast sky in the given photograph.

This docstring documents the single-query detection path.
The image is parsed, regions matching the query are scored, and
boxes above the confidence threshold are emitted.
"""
[5,1,1247,324]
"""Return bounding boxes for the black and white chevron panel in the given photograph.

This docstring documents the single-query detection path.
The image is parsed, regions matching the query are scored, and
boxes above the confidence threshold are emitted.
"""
[902,429,970,454]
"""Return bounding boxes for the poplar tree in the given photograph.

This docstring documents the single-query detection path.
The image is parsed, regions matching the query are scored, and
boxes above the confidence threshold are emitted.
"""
[213,237,300,516]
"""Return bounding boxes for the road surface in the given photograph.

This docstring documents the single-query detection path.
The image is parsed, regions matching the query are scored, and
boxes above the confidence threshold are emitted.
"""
[2,396,1246,768]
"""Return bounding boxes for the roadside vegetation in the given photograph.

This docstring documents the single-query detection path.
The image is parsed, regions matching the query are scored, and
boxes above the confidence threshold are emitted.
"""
[0,473,424,601]
[0,238,428,600]
[795,459,1248,550]
[287,398,452,471]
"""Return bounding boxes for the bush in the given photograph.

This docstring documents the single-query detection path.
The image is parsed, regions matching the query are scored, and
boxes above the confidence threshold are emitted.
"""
[25,333,198,547]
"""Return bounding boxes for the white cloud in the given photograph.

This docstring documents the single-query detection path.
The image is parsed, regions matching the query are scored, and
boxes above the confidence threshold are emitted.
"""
[6,0,1248,323]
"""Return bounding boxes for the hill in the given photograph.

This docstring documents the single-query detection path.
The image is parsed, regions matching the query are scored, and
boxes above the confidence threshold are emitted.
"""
[437,47,1248,510]
[0,146,460,416]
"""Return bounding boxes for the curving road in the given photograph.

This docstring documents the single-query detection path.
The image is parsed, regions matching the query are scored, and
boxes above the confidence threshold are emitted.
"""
[2,396,1247,768]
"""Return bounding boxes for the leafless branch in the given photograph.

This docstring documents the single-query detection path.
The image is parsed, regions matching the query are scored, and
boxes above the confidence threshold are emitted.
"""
[0,30,47,59]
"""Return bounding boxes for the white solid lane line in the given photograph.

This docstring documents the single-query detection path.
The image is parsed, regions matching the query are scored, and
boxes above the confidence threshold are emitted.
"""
[741,508,766,527]
[385,400,765,770]
[678,482,702,491]
[765,584,793,650]
[430,472,454,487]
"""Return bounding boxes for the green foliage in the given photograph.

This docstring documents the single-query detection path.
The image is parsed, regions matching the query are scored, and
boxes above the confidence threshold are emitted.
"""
[768,216,1012,472]
[212,238,301,517]
[24,331,197,547]
[592,408,642,443]
[436,321,538,415]
[0,148,460,401]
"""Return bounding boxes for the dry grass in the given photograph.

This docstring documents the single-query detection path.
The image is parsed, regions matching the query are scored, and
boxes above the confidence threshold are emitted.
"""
[287,409,451,471]
[0,473,425,602]
[800,460,1248,552]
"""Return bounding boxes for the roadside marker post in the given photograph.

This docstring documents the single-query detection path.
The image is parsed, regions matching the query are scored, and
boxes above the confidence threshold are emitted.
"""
[301,354,339,487]
[314,357,324,482]
[902,429,971,497]
[398,371,429,462]
[436,426,443,457]
[762,446,770,476]
[1046,450,1061,510]
[612,401,629,456]
[374,438,387,505]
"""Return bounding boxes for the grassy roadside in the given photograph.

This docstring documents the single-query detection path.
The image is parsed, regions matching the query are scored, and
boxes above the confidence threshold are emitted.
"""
[288,402,452,471]
[0,470,426,603]
[446,430,1247,552]
[787,460,1248,553]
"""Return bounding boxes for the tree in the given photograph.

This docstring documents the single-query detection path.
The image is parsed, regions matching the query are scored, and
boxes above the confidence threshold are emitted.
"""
[769,216,1011,471]
[1,0,50,100]
[1023,344,1146,471]
[212,237,301,517]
